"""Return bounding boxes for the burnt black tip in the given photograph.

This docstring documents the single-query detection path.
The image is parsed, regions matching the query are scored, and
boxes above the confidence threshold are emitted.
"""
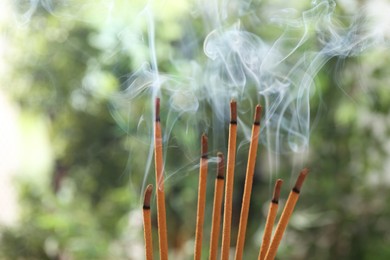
[293,168,309,193]
[155,98,161,122]
[292,187,300,194]
[253,105,262,125]
[230,100,237,122]
[143,184,153,208]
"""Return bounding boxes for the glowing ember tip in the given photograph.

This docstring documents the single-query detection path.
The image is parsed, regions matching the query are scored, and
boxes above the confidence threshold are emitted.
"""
[155,98,160,122]
[272,179,283,204]
[293,168,309,193]
[217,152,225,179]
[230,100,237,124]
[254,105,263,125]
[143,184,153,209]
[201,134,208,159]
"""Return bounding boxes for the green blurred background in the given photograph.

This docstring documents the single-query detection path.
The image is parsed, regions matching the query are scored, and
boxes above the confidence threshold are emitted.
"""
[1,0,390,259]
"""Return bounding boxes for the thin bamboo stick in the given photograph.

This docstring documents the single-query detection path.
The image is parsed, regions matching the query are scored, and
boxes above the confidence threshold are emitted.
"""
[264,169,309,260]
[235,105,263,260]
[209,152,225,260]
[221,100,238,260]
[194,134,209,260]
[154,98,168,260]
[143,184,154,260]
[258,179,283,260]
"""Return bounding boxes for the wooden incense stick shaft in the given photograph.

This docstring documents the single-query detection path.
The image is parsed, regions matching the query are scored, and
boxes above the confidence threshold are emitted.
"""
[258,180,283,260]
[264,169,309,260]
[194,135,208,260]
[235,105,262,260]
[143,184,154,260]
[209,153,225,260]
[221,100,238,260]
[154,98,168,260]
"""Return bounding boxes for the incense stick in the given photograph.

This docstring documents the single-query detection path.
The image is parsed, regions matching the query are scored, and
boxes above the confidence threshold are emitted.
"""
[154,98,168,260]
[221,100,238,260]
[194,134,209,260]
[258,179,283,260]
[143,184,154,260]
[235,105,263,260]
[209,152,225,260]
[264,169,309,260]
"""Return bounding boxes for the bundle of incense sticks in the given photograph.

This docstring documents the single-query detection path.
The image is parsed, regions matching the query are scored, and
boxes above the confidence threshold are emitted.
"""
[142,98,309,260]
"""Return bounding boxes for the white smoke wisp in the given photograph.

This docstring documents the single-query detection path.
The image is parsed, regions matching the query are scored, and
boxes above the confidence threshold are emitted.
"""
[117,0,389,181]
[7,0,390,204]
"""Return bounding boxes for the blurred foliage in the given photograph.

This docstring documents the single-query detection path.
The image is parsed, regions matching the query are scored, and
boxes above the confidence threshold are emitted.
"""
[1,0,390,259]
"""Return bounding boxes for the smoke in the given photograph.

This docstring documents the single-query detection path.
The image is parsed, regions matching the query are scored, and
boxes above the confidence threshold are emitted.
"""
[116,0,389,182]
[10,0,389,182]
[13,0,57,24]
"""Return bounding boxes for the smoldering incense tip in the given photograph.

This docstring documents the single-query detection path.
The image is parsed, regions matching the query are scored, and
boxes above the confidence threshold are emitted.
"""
[155,98,160,122]
[254,105,263,125]
[230,100,237,124]
[293,168,309,193]
[143,184,153,209]
[217,152,225,180]
[201,134,208,159]
[272,179,283,204]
